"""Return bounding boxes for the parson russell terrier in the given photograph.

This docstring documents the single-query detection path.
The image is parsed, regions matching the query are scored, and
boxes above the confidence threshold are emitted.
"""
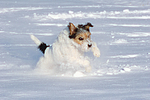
[30,22,100,74]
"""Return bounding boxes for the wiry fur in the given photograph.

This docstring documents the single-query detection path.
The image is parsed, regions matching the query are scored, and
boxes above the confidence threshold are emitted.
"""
[31,22,100,75]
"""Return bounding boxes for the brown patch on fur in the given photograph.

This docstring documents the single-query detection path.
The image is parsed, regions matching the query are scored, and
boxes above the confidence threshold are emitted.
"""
[74,32,91,45]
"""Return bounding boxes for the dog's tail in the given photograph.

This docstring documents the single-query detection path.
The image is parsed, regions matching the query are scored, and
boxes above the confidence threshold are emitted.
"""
[30,35,49,54]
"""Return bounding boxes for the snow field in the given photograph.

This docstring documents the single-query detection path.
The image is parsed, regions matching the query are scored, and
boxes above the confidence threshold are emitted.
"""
[0,0,150,99]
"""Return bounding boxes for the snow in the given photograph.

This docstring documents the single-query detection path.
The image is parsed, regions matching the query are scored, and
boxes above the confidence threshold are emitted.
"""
[0,0,150,99]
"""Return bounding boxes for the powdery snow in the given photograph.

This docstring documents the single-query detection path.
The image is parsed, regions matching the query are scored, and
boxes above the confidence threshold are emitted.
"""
[0,0,150,99]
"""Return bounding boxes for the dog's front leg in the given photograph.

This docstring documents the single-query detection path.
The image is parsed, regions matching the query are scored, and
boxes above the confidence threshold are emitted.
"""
[85,65,92,72]
[79,59,92,72]
[92,42,100,57]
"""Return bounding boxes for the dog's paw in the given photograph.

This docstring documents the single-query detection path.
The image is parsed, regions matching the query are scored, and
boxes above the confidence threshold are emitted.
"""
[92,42,100,57]
[93,48,100,57]
[82,60,90,66]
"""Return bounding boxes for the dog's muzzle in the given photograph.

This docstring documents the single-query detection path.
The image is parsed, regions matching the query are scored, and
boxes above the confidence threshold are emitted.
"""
[87,39,92,48]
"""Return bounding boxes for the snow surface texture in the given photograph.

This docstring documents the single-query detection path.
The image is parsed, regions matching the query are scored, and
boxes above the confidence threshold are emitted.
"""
[0,0,150,99]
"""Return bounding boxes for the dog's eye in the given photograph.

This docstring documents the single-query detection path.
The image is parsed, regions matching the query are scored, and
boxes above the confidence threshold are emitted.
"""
[79,37,84,41]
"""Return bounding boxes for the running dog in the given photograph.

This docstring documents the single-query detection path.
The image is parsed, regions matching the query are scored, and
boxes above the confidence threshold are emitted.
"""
[30,22,100,74]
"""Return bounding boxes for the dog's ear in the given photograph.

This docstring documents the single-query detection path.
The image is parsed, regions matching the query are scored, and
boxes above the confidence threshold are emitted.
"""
[83,22,93,32]
[68,23,77,38]
[68,23,76,35]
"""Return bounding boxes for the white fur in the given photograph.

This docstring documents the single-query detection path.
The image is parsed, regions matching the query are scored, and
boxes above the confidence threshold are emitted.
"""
[31,27,100,75]
[30,34,42,46]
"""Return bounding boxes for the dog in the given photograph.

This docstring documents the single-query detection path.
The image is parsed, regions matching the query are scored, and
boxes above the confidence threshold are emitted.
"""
[30,22,100,75]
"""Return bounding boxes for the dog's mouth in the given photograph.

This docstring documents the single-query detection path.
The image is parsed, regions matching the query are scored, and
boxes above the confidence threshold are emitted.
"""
[77,41,92,52]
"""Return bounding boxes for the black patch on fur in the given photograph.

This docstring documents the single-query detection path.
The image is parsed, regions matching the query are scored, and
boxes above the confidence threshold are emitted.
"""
[86,22,93,27]
[78,22,93,32]
[78,24,84,28]
[38,42,49,54]
[69,33,76,39]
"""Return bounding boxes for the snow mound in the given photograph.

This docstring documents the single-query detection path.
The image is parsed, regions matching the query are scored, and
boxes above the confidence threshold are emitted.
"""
[73,71,86,77]
[112,39,128,44]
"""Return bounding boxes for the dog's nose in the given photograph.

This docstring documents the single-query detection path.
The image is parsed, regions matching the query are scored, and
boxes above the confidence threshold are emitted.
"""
[88,44,92,48]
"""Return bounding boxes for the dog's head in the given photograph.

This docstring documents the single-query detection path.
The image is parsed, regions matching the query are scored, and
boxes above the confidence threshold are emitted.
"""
[68,22,94,52]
